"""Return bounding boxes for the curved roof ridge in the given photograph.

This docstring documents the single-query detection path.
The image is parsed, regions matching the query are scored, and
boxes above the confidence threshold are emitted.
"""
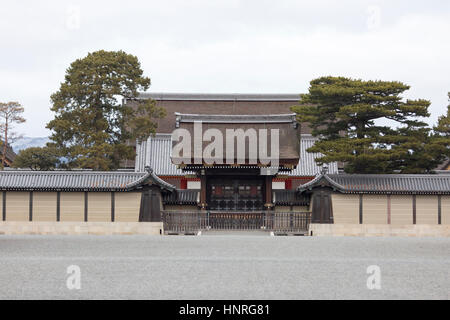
[328,173,449,177]
[174,112,297,124]
[0,170,143,175]
[297,173,345,192]
[298,173,450,194]
[174,112,296,117]
[137,92,301,102]
[0,169,175,192]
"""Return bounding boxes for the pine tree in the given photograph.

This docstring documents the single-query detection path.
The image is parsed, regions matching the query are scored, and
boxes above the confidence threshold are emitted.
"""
[431,93,450,168]
[13,146,60,170]
[46,50,165,170]
[434,93,450,136]
[0,102,26,168]
[291,76,438,173]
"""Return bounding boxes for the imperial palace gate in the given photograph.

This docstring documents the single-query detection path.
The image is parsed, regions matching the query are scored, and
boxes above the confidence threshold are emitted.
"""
[161,112,311,233]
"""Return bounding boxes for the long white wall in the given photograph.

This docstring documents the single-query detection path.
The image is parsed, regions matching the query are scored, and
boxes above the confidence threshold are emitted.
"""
[331,193,448,225]
[2,191,142,223]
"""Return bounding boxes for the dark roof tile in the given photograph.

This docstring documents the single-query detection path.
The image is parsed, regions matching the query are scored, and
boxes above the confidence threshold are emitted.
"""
[298,173,450,194]
[162,189,199,205]
[0,169,175,192]
[138,93,301,102]
[273,190,310,205]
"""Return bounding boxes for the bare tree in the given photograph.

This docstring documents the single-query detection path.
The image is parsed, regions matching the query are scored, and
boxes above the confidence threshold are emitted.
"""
[0,102,26,168]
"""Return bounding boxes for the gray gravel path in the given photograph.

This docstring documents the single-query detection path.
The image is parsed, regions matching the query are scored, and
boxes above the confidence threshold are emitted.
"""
[0,235,448,299]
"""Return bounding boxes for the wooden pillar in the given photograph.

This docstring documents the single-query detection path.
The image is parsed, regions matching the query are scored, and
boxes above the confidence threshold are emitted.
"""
[181,178,187,190]
[387,194,391,224]
[438,195,442,225]
[200,172,207,210]
[285,179,292,190]
[29,191,33,222]
[56,191,61,222]
[263,176,273,230]
[111,191,115,222]
[2,191,5,221]
[84,192,88,222]
[311,193,317,223]
[359,194,363,224]
[264,176,273,209]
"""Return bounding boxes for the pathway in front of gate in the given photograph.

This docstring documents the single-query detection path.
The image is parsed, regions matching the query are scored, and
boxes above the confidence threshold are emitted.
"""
[0,235,448,299]
[201,230,270,236]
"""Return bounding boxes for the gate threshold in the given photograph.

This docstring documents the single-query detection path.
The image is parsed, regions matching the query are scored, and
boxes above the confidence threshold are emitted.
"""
[199,230,271,236]
[165,230,310,236]
[271,231,309,236]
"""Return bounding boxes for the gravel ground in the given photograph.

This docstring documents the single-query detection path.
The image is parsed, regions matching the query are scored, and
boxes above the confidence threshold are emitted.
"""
[0,235,448,299]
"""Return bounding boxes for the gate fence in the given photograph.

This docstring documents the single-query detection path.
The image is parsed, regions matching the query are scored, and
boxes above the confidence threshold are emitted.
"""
[162,211,311,233]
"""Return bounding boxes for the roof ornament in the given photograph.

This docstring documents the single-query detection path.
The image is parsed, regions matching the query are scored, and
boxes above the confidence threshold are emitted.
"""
[175,112,181,128]
[320,163,329,175]
[291,114,298,128]
[144,166,153,174]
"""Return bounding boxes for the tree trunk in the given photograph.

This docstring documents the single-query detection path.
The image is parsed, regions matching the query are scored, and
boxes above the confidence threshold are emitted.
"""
[2,123,7,168]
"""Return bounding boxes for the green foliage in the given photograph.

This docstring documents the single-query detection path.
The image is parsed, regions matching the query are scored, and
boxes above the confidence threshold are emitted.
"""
[429,93,450,169]
[46,50,165,170]
[13,146,60,170]
[291,76,445,173]
[434,93,450,136]
[0,101,26,168]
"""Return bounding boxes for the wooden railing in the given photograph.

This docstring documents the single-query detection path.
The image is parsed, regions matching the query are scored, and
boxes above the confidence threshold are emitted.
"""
[267,212,311,233]
[208,211,265,230]
[161,211,311,233]
[161,211,208,233]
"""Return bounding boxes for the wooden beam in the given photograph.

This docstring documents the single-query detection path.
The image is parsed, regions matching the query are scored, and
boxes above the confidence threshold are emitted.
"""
[359,194,363,224]
[2,191,5,221]
[438,195,441,225]
[111,191,115,222]
[200,174,207,210]
[387,194,391,224]
[264,176,272,209]
[84,192,88,222]
[56,191,61,222]
[29,191,33,221]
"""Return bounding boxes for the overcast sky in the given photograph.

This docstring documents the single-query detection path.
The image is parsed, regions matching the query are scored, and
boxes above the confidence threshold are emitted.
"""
[1,0,449,137]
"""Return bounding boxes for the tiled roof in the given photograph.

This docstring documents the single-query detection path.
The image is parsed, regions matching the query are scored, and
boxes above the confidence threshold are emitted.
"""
[174,112,301,166]
[0,169,175,192]
[162,189,199,205]
[298,173,450,194]
[273,190,310,206]
[135,134,338,177]
[135,134,193,175]
[288,135,338,176]
[163,189,310,206]
[137,92,301,102]
[175,113,297,125]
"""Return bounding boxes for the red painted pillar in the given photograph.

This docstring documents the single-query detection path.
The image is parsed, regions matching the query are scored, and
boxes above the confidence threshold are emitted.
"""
[264,176,273,209]
[285,179,292,190]
[200,173,207,210]
[181,178,187,190]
